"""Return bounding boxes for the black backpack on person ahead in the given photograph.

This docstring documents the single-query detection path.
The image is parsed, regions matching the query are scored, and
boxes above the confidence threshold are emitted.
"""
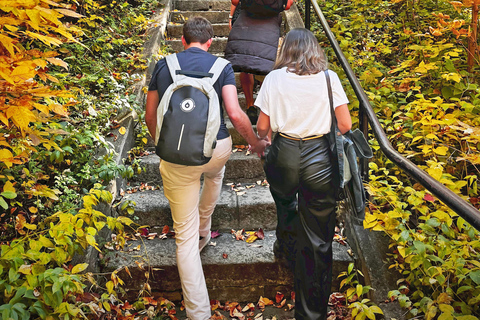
[154,54,229,166]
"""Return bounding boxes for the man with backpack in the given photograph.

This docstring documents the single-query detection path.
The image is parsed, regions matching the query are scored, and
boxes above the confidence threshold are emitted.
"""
[144,17,268,320]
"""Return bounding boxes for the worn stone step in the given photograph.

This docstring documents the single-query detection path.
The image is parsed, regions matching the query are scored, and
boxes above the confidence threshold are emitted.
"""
[123,181,275,230]
[168,22,230,38]
[171,10,229,24]
[103,230,353,303]
[173,0,231,11]
[130,150,264,185]
[166,37,227,53]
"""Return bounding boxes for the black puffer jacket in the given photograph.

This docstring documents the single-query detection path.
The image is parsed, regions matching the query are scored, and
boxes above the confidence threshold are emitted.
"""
[225,9,282,75]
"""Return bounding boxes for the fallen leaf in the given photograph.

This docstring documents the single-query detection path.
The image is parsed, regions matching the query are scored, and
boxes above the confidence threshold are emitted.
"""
[210,300,223,311]
[287,304,294,311]
[223,253,228,259]
[291,292,295,303]
[242,303,255,312]
[275,292,284,304]
[232,309,245,320]
[139,228,149,236]
[211,230,222,238]
[162,225,170,234]
[276,299,286,308]
[119,126,126,135]
[143,297,157,306]
[261,297,274,306]
[246,232,258,243]
[209,242,217,247]
[211,310,227,320]
[232,229,245,241]
[256,228,265,240]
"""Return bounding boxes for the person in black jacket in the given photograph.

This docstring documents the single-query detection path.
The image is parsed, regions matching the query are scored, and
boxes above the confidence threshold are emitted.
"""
[225,0,292,124]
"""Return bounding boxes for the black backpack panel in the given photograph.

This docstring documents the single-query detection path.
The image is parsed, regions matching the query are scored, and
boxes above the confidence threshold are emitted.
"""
[156,86,211,165]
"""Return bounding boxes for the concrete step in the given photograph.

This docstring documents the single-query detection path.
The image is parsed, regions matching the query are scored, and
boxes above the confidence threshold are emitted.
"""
[168,22,230,38]
[166,37,227,53]
[171,10,229,24]
[130,150,264,185]
[122,181,275,231]
[173,0,231,11]
[103,230,353,302]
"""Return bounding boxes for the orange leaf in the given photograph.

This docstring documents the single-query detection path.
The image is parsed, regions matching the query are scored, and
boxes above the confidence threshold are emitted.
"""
[162,225,170,234]
[275,292,284,304]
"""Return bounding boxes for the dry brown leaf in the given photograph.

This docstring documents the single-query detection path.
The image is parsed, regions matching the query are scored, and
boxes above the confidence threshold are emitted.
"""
[242,303,255,312]
[232,309,245,320]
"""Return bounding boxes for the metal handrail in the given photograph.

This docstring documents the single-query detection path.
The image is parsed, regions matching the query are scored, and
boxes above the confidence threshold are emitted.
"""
[303,0,480,231]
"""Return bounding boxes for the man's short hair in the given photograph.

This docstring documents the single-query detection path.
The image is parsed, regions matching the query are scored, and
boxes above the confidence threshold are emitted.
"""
[183,16,214,44]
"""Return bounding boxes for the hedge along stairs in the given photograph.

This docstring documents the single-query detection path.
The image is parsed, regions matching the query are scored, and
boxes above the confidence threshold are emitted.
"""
[102,0,354,310]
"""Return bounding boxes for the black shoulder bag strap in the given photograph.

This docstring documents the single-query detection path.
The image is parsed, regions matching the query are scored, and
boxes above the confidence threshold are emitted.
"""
[325,70,337,145]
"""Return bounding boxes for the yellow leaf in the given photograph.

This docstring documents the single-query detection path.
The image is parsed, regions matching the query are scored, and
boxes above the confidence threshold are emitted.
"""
[29,206,38,213]
[26,9,41,30]
[10,65,36,82]
[4,180,15,193]
[433,146,448,156]
[0,34,18,56]
[441,72,462,83]
[46,57,68,70]
[119,127,126,135]
[398,246,406,258]
[25,31,63,46]
[18,264,32,275]
[106,281,114,294]
[71,263,89,274]
[0,149,14,168]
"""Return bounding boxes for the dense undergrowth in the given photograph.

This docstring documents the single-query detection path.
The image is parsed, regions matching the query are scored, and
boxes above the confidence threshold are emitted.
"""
[309,0,480,318]
[0,0,161,318]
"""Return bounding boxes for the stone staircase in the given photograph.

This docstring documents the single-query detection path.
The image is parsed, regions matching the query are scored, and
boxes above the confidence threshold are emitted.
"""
[102,0,353,305]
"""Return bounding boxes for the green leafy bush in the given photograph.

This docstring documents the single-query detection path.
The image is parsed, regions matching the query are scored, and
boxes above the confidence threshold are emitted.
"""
[310,0,480,318]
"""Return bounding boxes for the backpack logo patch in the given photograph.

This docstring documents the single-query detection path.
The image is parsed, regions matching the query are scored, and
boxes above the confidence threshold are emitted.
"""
[180,98,195,112]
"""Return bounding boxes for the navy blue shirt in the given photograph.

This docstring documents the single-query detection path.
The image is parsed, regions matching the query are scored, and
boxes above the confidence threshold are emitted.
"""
[148,47,236,140]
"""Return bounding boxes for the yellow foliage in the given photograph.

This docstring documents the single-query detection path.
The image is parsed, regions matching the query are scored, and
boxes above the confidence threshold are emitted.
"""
[0,0,80,174]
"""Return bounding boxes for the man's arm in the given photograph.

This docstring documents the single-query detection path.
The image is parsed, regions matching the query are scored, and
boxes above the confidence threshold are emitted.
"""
[145,90,160,140]
[222,84,268,155]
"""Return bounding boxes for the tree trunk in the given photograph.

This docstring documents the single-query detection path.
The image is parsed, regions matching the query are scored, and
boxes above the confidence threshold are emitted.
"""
[468,1,479,72]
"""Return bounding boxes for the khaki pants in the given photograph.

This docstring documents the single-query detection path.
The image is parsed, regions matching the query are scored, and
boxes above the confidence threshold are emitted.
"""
[159,137,232,320]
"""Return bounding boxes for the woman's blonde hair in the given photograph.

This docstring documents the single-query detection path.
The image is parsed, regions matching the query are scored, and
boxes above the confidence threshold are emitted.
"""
[273,28,328,75]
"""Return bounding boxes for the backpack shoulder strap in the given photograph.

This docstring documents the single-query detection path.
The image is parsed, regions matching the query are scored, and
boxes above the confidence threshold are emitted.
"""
[165,54,183,82]
[206,57,230,85]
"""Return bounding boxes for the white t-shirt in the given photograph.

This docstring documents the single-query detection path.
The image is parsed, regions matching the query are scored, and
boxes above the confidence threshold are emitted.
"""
[255,67,349,138]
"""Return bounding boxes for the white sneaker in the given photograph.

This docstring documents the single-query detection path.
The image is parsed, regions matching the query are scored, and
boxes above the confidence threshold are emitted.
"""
[199,232,211,252]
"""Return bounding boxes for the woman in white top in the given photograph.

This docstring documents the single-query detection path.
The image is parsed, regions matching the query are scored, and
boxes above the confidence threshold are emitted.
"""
[255,28,352,320]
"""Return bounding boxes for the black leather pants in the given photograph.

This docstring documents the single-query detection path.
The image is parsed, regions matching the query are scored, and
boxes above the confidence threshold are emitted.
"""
[264,134,337,320]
